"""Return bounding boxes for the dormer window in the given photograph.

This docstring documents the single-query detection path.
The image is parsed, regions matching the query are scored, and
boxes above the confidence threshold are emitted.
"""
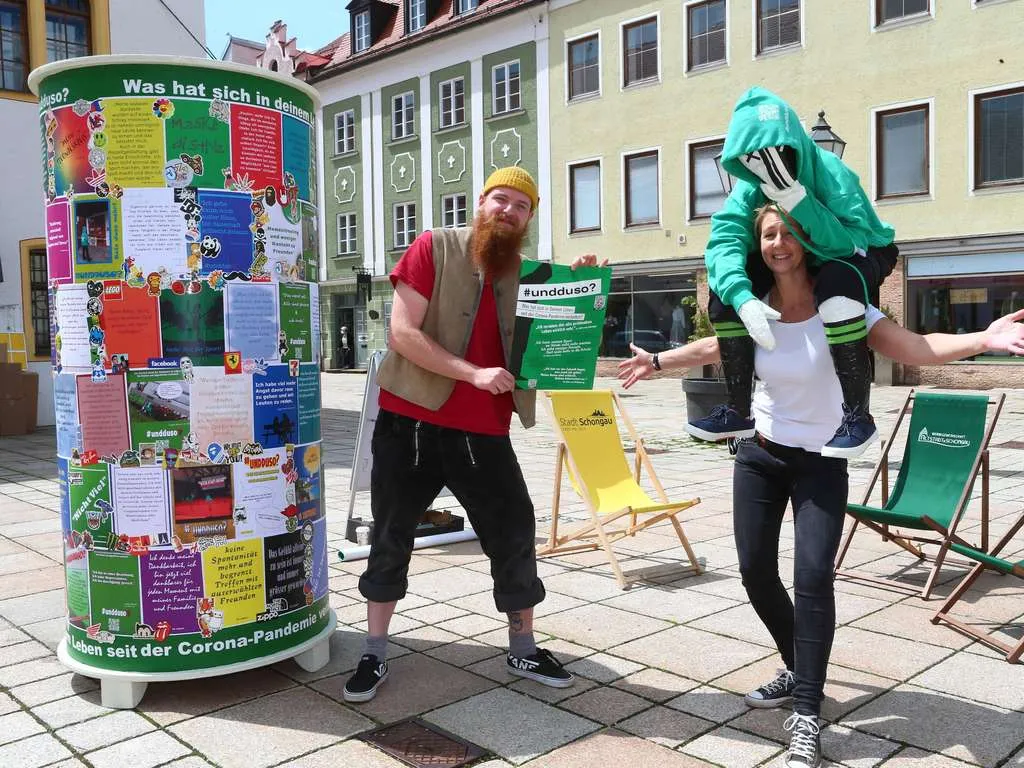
[408,0,427,32]
[354,10,370,52]
[455,0,478,13]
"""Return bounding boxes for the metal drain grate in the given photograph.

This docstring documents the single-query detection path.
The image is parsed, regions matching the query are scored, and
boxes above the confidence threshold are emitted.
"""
[359,718,486,767]
[994,440,1024,450]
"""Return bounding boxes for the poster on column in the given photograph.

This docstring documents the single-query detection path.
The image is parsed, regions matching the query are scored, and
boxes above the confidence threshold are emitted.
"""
[140,549,204,635]
[278,283,312,362]
[77,373,130,459]
[511,262,612,390]
[88,551,142,636]
[224,282,278,362]
[189,367,253,452]
[252,364,298,449]
[112,465,172,541]
[34,58,330,675]
[127,368,190,454]
[232,447,290,537]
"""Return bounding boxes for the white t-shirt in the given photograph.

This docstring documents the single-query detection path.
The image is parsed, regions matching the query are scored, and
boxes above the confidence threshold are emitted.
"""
[751,305,885,452]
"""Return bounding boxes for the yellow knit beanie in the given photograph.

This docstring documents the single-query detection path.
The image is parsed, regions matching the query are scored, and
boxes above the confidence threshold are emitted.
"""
[482,166,539,211]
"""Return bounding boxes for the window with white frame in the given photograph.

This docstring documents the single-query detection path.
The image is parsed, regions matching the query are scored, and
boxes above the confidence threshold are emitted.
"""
[334,109,355,154]
[439,77,465,128]
[492,60,521,115]
[688,0,726,70]
[877,0,928,25]
[441,193,467,227]
[757,0,800,54]
[353,11,370,52]
[569,161,601,233]
[689,140,727,219]
[407,0,426,33]
[394,203,417,248]
[568,34,600,100]
[624,151,659,227]
[975,86,1024,189]
[337,213,357,255]
[623,17,658,87]
[392,91,415,139]
[876,105,929,198]
[455,0,478,13]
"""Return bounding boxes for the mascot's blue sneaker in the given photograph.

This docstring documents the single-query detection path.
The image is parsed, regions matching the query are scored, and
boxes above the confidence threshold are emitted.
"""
[687,405,756,442]
[821,405,878,458]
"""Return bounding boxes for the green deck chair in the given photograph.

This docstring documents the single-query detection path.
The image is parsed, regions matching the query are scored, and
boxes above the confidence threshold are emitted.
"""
[834,390,1004,599]
[931,511,1024,663]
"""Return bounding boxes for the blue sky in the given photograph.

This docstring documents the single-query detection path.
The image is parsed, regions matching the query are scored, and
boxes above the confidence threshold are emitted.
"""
[204,0,349,57]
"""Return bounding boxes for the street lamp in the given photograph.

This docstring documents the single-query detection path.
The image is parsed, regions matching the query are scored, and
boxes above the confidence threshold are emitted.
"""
[809,109,846,159]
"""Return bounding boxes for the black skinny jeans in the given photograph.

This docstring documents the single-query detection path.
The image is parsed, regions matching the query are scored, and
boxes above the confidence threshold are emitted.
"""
[733,437,848,716]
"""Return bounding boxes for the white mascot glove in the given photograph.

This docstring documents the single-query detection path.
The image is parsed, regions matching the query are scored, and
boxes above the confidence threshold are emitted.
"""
[739,146,807,213]
[737,298,781,351]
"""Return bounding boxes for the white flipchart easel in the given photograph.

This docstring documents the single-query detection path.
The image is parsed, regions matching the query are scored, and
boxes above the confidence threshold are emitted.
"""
[341,351,477,561]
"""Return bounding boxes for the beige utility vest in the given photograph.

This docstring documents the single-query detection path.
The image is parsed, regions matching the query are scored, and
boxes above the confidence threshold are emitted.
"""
[375,227,537,429]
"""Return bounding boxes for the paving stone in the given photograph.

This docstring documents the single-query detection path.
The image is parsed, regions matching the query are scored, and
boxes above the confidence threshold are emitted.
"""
[618,705,716,749]
[0,691,20,715]
[536,604,670,651]
[30,689,113,729]
[57,709,156,751]
[612,667,701,703]
[407,566,495,601]
[509,672,599,703]
[276,739,408,766]
[666,684,749,724]
[0,710,45,746]
[542,570,626,602]
[851,602,974,650]
[558,685,652,725]
[312,652,495,724]
[564,651,644,683]
[680,724,782,767]
[877,747,978,767]
[391,623,465,651]
[909,650,1024,710]
[424,638,503,668]
[163,758,220,768]
[0,639,52,667]
[425,688,599,765]
[400,602,469,624]
[602,583,739,625]
[85,730,191,768]
[689,601,780,648]
[0,732,73,768]
[10,672,98,707]
[828,626,955,681]
[821,723,902,768]
[519,728,716,767]
[843,683,1024,766]
[435,612,507,637]
[20,617,66,650]
[169,687,371,768]
[137,667,298,726]
[612,625,772,681]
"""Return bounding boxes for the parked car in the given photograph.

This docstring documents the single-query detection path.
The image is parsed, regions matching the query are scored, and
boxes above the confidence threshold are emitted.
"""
[605,329,679,357]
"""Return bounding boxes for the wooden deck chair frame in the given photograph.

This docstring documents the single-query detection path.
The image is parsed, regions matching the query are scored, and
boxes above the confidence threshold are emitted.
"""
[538,390,702,589]
[834,389,1004,599]
[931,511,1024,663]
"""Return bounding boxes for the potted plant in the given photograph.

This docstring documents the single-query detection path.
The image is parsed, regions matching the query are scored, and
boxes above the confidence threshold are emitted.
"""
[679,296,729,423]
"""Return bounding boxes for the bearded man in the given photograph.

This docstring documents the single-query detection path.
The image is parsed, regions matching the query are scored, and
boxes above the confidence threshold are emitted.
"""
[344,167,593,703]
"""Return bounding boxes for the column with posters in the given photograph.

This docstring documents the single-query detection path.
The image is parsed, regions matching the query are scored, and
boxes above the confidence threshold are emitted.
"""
[30,56,334,707]
[510,262,612,390]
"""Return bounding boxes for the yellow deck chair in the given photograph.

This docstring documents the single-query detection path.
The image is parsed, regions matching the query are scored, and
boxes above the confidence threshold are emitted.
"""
[539,390,702,589]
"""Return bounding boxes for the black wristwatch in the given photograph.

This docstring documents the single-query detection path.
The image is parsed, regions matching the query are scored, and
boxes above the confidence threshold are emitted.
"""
[652,354,661,371]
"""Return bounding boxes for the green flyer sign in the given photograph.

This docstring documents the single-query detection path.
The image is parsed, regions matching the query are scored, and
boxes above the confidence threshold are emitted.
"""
[511,262,611,390]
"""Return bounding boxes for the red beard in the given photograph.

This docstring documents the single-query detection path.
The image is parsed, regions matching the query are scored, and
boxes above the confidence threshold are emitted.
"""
[470,212,527,277]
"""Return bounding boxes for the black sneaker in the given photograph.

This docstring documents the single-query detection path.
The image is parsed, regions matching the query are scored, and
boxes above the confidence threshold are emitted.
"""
[784,712,822,768]
[744,668,795,708]
[506,648,574,688]
[343,654,389,703]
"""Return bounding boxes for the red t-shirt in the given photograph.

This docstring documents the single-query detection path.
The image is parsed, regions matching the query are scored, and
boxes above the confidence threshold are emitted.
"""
[378,231,514,435]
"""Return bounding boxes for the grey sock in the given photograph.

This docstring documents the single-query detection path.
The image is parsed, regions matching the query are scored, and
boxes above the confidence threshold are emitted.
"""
[364,634,387,661]
[508,631,536,659]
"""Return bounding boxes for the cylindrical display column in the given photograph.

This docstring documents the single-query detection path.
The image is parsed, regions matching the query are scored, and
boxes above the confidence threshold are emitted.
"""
[29,56,334,707]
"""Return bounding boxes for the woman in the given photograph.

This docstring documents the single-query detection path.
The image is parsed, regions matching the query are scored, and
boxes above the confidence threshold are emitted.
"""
[618,206,1024,768]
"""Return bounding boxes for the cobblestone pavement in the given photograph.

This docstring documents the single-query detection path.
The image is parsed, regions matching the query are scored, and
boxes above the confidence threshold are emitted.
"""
[0,375,1022,767]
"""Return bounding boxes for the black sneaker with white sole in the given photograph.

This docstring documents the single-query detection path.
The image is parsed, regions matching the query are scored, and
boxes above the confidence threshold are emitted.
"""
[784,712,822,768]
[744,668,796,708]
[506,648,574,688]
[343,654,389,703]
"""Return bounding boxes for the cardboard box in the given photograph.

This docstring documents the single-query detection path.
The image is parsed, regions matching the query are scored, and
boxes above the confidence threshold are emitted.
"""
[20,371,38,434]
[0,395,27,437]
[0,363,21,399]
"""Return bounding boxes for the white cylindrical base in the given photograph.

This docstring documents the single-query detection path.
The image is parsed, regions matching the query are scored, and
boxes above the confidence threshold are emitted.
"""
[57,609,337,709]
[338,528,479,562]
